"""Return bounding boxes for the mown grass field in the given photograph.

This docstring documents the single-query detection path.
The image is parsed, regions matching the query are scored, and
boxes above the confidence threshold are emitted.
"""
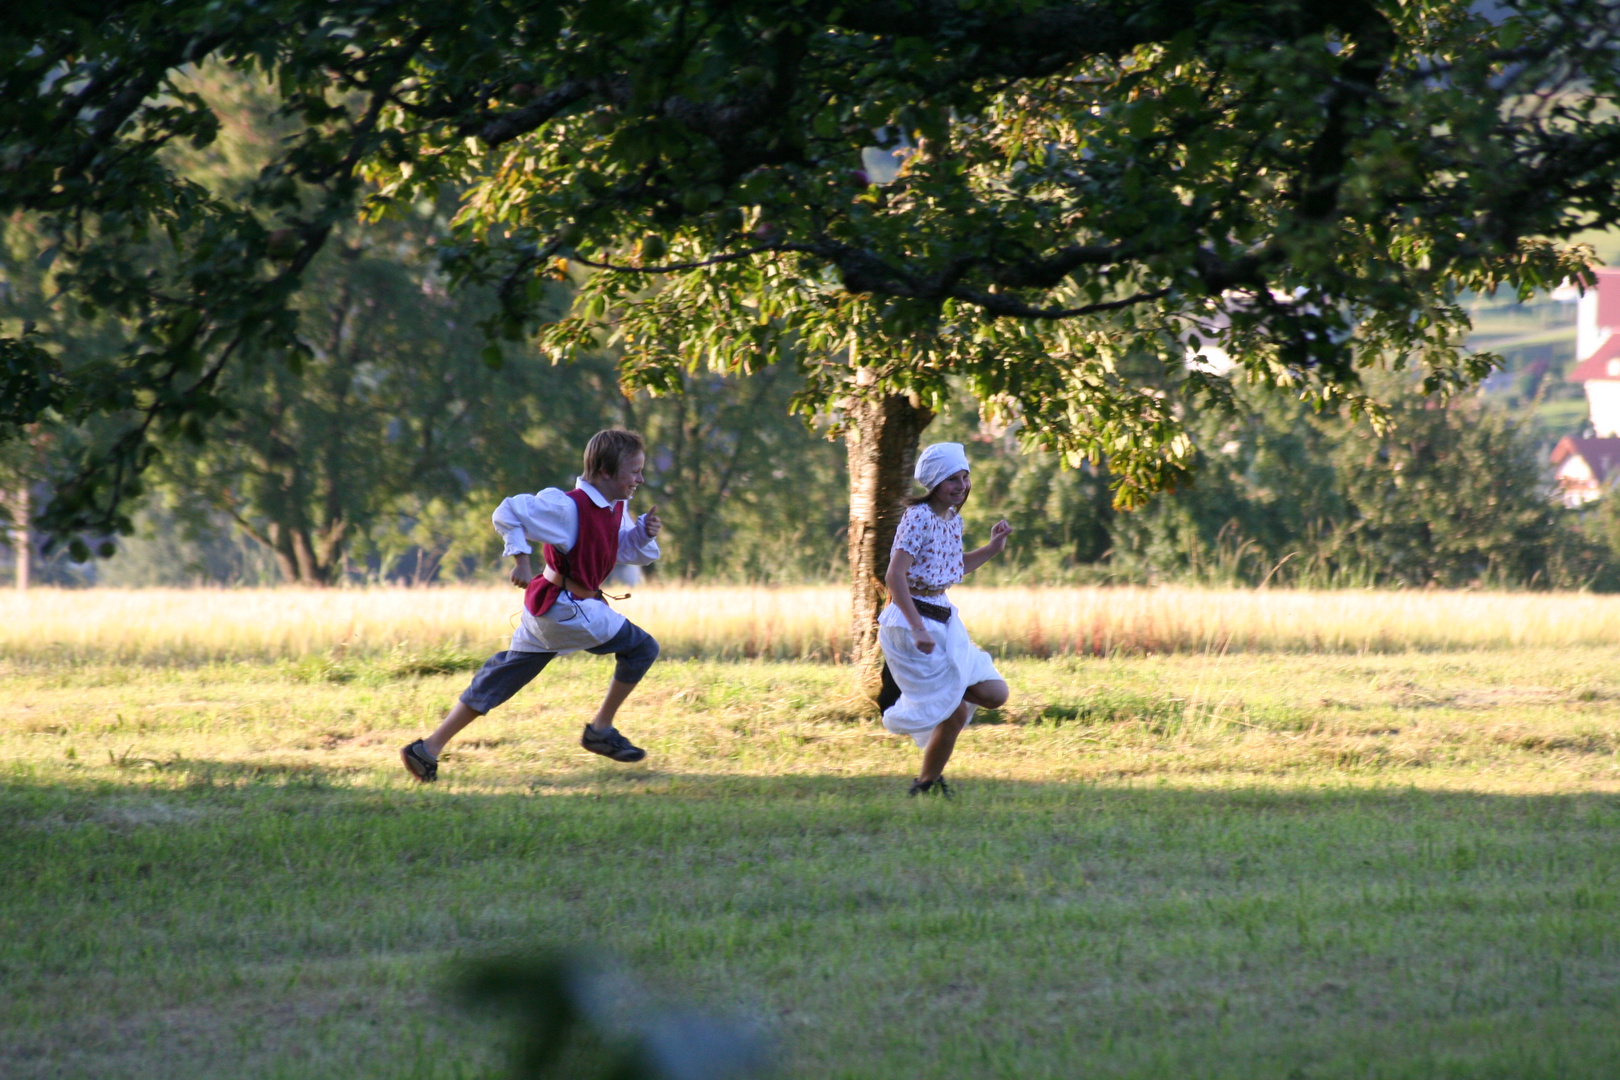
[5,588,1620,1078]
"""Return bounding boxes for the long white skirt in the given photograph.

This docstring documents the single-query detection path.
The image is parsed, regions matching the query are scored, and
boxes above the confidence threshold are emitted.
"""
[878,599,1003,747]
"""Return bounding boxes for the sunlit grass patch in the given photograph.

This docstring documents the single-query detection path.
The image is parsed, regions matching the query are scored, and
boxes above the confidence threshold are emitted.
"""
[7,610,1620,1077]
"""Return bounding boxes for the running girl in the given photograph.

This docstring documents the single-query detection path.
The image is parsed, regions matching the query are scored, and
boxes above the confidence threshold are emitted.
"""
[880,442,1012,796]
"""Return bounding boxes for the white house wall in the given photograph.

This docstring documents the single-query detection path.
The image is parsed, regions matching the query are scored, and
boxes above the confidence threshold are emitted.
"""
[1579,290,1606,360]
[1585,380,1620,437]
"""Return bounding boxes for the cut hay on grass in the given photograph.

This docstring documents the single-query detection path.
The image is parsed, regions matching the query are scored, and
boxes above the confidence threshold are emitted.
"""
[6,584,1620,664]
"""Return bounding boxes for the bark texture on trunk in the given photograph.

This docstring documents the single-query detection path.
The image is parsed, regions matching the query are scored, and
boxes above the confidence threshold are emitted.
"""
[11,486,29,591]
[845,393,933,699]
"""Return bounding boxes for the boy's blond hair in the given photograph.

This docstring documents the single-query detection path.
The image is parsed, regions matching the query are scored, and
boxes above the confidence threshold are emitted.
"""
[583,429,646,479]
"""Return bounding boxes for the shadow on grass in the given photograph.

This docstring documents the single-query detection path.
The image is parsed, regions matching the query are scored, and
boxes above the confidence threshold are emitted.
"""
[9,756,1620,833]
[6,764,1620,1080]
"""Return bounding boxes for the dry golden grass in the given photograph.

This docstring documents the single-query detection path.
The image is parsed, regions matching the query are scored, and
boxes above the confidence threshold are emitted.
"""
[5,583,1620,663]
[955,585,1620,655]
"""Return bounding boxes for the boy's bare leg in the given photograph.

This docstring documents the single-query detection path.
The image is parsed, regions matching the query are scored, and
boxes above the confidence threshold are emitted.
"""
[917,700,971,782]
[590,678,638,732]
[424,701,483,758]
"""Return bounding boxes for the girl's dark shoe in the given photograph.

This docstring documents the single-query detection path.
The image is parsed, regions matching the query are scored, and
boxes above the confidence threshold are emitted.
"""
[581,724,647,762]
[908,776,953,798]
[400,739,438,783]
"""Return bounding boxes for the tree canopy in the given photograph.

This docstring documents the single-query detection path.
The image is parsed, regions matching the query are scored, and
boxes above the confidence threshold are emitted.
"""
[4,0,1620,551]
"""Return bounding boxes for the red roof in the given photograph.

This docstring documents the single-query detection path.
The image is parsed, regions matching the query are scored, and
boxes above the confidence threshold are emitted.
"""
[1570,333,1620,382]
[1551,436,1620,483]
[1597,268,1620,330]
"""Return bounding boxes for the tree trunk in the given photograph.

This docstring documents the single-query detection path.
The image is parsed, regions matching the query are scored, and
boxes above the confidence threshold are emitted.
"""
[679,396,706,579]
[12,486,29,591]
[261,520,340,585]
[845,392,932,699]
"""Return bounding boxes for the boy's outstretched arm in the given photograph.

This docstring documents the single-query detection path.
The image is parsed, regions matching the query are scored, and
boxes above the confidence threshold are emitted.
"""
[616,503,662,565]
[963,520,1013,575]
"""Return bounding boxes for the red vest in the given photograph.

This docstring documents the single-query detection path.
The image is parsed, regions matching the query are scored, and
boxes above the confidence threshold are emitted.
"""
[524,488,624,617]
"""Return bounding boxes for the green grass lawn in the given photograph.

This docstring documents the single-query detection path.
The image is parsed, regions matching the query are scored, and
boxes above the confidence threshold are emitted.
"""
[6,649,1620,1079]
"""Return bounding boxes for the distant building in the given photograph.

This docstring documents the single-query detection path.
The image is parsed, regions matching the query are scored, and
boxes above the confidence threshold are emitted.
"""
[1551,436,1620,506]
[1576,267,1620,363]
[1569,268,1620,437]
[1555,269,1620,505]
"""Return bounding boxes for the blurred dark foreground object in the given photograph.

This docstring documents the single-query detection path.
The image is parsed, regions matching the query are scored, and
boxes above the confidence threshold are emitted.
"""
[460,953,771,1080]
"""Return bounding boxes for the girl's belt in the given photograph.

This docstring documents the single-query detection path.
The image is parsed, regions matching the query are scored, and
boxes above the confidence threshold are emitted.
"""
[913,599,952,624]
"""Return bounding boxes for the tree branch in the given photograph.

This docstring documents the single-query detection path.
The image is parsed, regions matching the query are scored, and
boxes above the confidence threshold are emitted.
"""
[949,286,1170,320]
[990,244,1127,289]
[569,243,802,273]
[472,80,596,146]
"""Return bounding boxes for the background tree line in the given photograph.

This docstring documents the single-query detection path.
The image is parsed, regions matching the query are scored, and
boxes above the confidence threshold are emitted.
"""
[941,376,1620,591]
[3,64,1619,592]
[0,68,848,587]
[10,200,1620,592]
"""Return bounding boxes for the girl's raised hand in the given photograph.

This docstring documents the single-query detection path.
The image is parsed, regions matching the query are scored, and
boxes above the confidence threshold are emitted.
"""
[990,519,1013,549]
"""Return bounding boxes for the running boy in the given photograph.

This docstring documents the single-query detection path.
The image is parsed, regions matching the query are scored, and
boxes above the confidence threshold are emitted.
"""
[400,429,663,782]
[880,442,1012,796]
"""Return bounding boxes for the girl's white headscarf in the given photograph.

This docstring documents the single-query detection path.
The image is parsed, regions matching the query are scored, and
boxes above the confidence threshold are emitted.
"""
[915,442,971,493]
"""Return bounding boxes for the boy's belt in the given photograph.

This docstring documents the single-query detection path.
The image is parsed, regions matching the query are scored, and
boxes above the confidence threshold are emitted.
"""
[913,599,952,624]
[541,563,629,602]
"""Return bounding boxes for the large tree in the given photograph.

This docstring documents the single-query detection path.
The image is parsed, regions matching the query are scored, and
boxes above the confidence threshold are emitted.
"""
[4,0,1619,675]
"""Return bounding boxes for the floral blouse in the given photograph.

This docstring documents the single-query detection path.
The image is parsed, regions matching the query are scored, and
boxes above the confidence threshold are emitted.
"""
[891,503,965,594]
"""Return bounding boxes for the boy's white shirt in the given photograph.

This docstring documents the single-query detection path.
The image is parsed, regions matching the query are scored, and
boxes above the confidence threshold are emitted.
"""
[491,477,660,655]
[492,477,659,563]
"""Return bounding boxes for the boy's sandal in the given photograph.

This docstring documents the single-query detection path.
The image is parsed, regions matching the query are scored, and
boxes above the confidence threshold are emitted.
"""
[400,739,438,783]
